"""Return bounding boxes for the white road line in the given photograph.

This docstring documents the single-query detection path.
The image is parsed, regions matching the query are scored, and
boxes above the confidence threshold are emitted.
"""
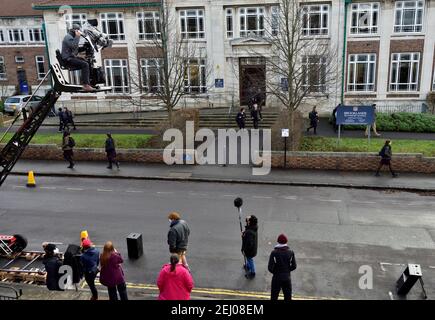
[125,190,143,193]
[189,193,206,196]
[283,196,298,200]
[157,191,174,194]
[40,187,56,190]
[97,189,113,192]
[66,188,84,191]
[222,195,234,197]
[351,201,377,204]
[13,186,26,189]
[429,266,435,269]
[315,199,342,203]
[252,196,272,199]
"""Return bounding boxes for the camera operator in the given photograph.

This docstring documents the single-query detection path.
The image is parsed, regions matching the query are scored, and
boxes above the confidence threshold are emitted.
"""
[61,24,94,92]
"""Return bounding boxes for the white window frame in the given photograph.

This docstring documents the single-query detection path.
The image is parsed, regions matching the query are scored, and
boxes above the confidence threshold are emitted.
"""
[271,6,279,36]
[104,59,129,94]
[179,9,205,40]
[100,12,125,41]
[389,52,420,92]
[137,11,161,41]
[226,8,234,39]
[140,58,164,93]
[35,56,45,80]
[301,4,330,37]
[64,13,87,31]
[0,56,6,80]
[350,3,379,35]
[239,7,265,37]
[28,28,45,43]
[302,55,327,93]
[184,58,207,94]
[347,54,376,92]
[8,29,25,43]
[394,0,424,33]
[0,30,5,43]
[15,56,24,63]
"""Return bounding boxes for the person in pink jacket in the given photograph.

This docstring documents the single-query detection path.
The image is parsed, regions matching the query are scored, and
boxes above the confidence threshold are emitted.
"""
[157,254,194,300]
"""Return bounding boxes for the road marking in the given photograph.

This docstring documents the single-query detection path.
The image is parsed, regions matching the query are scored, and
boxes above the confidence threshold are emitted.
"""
[125,190,143,193]
[97,189,113,192]
[13,185,26,189]
[429,266,435,269]
[66,188,84,191]
[252,196,272,199]
[283,196,298,200]
[351,201,377,204]
[40,187,56,190]
[222,195,234,197]
[380,262,405,272]
[389,291,394,300]
[157,191,174,194]
[315,199,342,203]
[189,192,206,196]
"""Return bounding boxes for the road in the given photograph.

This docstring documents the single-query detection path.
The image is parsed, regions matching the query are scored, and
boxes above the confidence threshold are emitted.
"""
[1,176,435,299]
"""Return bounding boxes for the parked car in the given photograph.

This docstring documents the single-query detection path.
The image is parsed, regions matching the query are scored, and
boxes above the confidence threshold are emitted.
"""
[3,95,43,116]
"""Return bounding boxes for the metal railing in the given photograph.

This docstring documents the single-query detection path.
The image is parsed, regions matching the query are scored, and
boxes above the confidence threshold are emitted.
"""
[376,103,428,114]
[0,285,22,300]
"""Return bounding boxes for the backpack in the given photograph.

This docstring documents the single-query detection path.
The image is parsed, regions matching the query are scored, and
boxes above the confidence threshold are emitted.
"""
[68,137,76,148]
[378,146,386,157]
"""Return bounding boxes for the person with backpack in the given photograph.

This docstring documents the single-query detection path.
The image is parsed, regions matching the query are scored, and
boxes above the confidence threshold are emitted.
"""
[241,215,258,279]
[375,140,398,177]
[105,133,120,169]
[62,131,75,168]
[65,107,76,131]
[306,106,319,134]
[157,254,194,300]
[268,234,297,300]
[236,108,246,129]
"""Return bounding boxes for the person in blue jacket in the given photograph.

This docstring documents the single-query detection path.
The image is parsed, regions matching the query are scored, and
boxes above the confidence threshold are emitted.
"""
[80,239,100,300]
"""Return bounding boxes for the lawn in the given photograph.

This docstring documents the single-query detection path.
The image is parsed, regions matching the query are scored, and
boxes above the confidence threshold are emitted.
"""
[0,133,153,149]
[300,137,435,157]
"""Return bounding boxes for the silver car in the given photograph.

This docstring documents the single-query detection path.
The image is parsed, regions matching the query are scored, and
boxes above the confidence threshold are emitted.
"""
[3,95,43,116]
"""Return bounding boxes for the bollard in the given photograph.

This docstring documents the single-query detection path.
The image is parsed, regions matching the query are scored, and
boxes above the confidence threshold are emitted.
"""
[126,233,143,259]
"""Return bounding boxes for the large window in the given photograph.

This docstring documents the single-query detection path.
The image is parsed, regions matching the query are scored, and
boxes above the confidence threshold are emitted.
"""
[347,54,376,92]
[101,13,125,41]
[0,56,6,80]
[271,6,279,36]
[389,52,420,91]
[350,3,379,34]
[64,13,87,30]
[239,7,265,37]
[302,55,327,93]
[141,58,163,93]
[302,5,329,36]
[137,11,160,40]
[184,59,207,94]
[0,30,5,43]
[8,29,25,43]
[105,59,129,94]
[394,1,424,33]
[226,9,234,38]
[29,28,45,43]
[180,9,205,39]
[35,56,45,79]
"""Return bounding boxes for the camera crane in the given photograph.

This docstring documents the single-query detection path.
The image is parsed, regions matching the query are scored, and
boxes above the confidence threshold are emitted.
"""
[0,20,113,187]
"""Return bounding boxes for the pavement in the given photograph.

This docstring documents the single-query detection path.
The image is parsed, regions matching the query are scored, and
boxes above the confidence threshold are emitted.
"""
[9,160,435,192]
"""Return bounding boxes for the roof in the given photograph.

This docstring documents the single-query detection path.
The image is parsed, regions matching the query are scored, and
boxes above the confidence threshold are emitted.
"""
[0,0,42,17]
[32,0,160,10]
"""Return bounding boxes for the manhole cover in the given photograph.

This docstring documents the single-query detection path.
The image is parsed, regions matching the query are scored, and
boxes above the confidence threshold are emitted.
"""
[168,172,192,178]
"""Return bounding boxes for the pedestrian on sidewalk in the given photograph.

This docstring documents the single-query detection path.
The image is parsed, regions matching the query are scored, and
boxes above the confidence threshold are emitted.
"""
[99,241,128,301]
[268,234,297,300]
[167,211,191,270]
[157,254,194,300]
[80,239,100,300]
[241,215,258,279]
[65,107,76,130]
[236,108,246,129]
[42,243,63,291]
[251,104,260,129]
[375,140,398,177]
[62,131,75,169]
[307,106,319,134]
[365,104,380,137]
[58,108,65,132]
[105,133,120,169]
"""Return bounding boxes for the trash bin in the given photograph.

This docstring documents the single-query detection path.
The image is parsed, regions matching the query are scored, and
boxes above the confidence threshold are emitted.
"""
[126,233,143,259]
[396,264,422,295]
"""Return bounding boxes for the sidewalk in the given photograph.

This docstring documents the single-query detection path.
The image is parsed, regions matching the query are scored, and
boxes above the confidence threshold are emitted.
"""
[10,160,435,192]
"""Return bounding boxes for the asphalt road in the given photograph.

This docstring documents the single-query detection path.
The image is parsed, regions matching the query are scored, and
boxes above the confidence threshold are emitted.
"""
[1,176,435,300]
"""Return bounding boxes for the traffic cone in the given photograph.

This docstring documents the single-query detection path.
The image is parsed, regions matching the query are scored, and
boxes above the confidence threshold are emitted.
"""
[26,171,36,188]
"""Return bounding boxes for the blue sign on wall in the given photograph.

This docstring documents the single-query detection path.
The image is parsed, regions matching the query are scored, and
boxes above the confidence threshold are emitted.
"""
[336,105,375,125]
[215,79,224,88]
[19,81,29,95]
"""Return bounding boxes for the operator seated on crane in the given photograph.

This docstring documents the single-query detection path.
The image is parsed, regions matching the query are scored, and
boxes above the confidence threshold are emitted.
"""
[61,24,94,92]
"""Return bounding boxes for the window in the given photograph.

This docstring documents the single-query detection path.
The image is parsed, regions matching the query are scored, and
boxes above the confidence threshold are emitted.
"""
[394,1,424,33]
[101,13,125,41]
[29,28,45,43]
[350,3,379,34]
[141,58,163,93]
[302,5,329,36]
[389,52,420,91]
[302,55,327,93]
[184,59,207,93]
[271,6,279,36]
[137,11,160,40]
[0,30,5,43]
[347,54,376,91]
[15,56,24,63]
[226,9,234,38]
[8,29,25,43]
[35,56,45,79]
[105,59,129,93]
[0,56,6,80]
[180,9,205,39]
[64,13,87,31]
[239,7,265,37]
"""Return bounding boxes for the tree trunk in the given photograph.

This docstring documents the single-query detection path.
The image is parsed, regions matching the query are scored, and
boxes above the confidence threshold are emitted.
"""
[168,105,173,126]
[287,107,297,151]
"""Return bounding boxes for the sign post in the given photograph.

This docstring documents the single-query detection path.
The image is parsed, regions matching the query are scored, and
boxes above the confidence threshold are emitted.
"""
[281,129,289,168]
[336,105,375,146]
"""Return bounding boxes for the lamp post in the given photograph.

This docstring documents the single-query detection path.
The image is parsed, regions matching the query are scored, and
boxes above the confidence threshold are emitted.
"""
[340,0,352,105]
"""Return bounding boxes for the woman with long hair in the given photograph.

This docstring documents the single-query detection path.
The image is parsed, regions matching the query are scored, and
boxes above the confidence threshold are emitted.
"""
[99,241,128,300]
[157,254,194,300]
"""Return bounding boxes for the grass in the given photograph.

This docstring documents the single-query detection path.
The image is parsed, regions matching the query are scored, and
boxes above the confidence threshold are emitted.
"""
[0,133,153,149]
[300,136,435,157]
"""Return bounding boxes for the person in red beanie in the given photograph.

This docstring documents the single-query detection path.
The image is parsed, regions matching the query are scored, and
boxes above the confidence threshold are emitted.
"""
[268,233,297,300]
[80,239,100,300]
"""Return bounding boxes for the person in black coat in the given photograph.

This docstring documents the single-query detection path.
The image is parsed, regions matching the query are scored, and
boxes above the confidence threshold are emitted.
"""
[58,108,65,132]
[42,243,63,291]
[236,108,246,129]
[375,140,398,177]
[306,106,319,134]
[105,133,120,169]
[251,104,260,129]
[268,234,297,300]
[241,215,258,279]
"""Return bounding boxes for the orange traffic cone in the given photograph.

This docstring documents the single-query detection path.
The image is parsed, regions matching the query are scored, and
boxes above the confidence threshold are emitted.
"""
[26,171,36,188]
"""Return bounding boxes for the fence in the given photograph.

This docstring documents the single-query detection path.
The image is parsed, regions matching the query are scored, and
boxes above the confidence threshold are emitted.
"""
[376,103,428,114]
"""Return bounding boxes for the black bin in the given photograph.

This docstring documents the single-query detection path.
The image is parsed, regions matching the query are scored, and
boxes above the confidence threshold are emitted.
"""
[126,233,143,259]
[396,264,422,295]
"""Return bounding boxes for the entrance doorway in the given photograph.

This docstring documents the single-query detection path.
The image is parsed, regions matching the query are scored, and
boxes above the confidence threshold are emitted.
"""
[239,57,266,106]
